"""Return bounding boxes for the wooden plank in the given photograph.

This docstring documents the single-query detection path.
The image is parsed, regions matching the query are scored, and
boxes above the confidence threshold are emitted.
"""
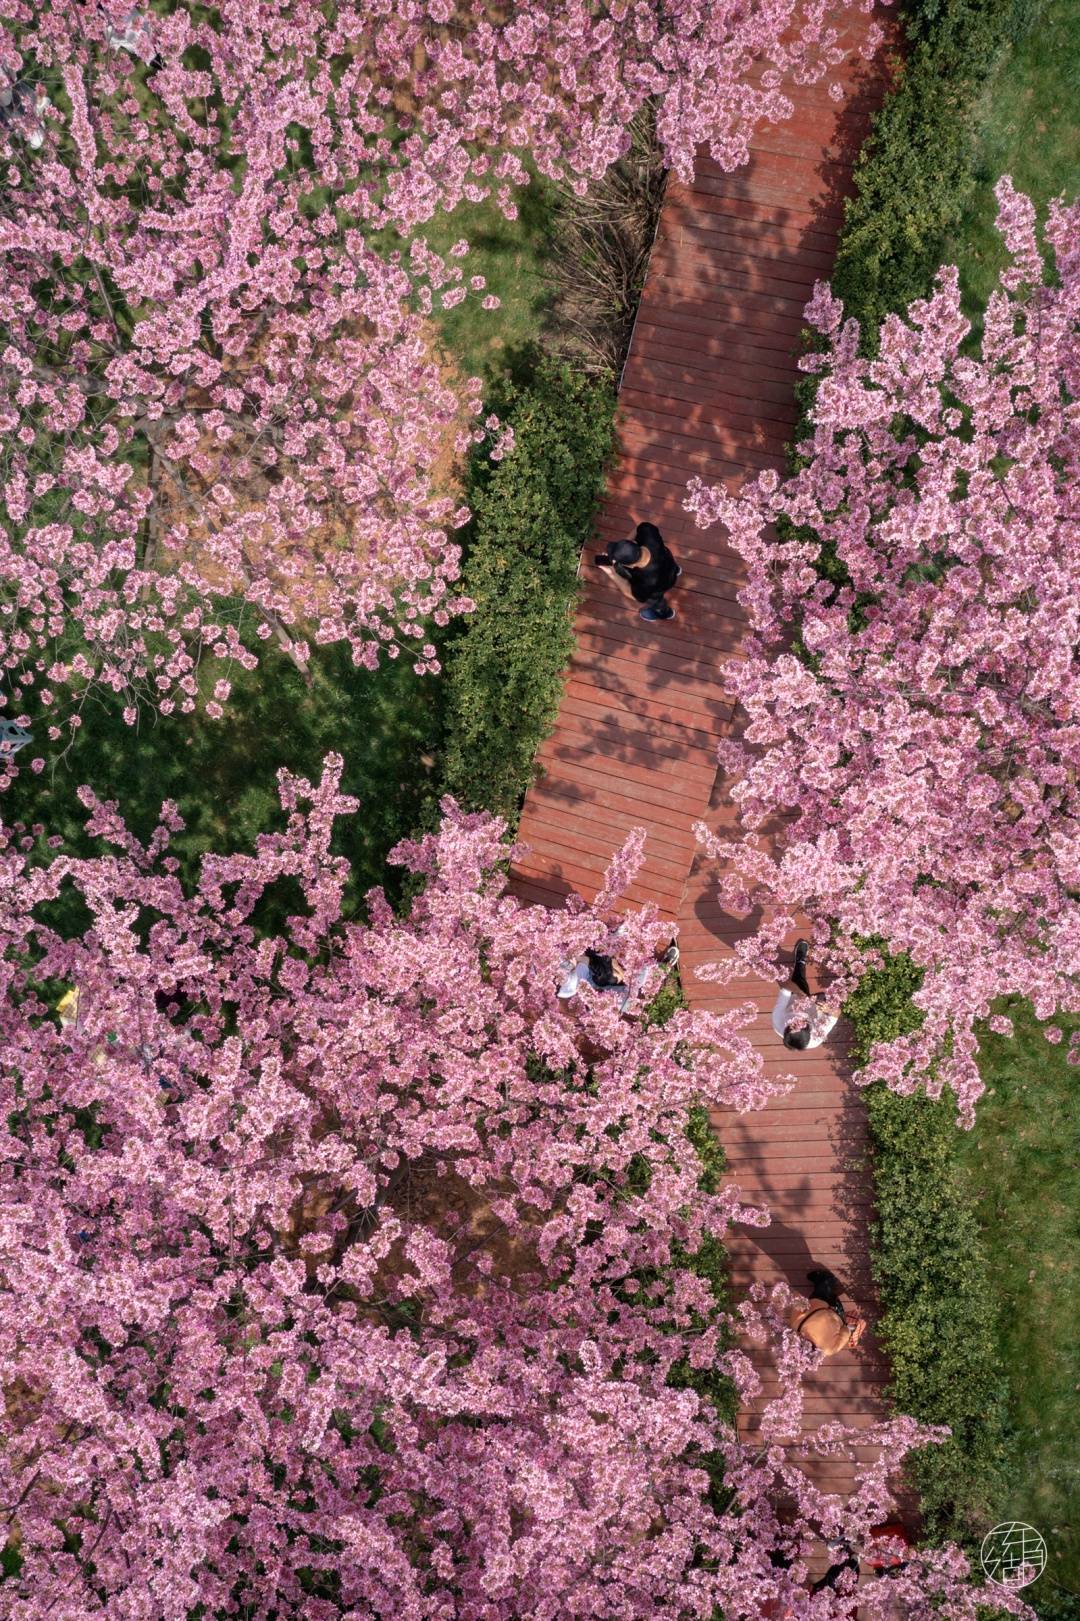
[510,0,893,1509]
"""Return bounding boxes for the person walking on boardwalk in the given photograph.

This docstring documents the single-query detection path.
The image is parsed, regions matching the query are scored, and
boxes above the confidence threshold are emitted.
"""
[594,520,681,622]
[772,937,841,1050]
[787,1266,866,1356]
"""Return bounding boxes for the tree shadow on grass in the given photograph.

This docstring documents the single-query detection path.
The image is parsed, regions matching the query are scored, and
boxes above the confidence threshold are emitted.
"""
[10,635,447,922]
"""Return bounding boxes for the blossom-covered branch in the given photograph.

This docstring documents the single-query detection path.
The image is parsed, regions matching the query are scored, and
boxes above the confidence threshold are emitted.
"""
[687,179,1080,1122]
[0,758,1026,1614]
[0,0,874,730]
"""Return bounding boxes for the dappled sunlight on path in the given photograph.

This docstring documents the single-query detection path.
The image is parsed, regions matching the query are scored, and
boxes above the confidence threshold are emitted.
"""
[510,1,899,1525]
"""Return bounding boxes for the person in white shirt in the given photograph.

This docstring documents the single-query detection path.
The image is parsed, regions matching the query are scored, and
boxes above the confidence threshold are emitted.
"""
[771,939,840,1050]
[558,939,679,1014]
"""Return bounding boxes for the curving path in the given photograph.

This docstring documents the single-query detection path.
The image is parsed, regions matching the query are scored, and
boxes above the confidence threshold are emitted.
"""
[510,7,896,1512]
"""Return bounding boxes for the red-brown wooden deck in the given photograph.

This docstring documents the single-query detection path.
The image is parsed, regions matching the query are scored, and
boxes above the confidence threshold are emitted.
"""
[511,8,897,1520]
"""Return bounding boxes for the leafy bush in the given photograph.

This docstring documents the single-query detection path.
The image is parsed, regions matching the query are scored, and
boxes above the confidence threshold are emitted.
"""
[1032,1590,1080,1621]
[842,949,1011,1539]
[670,1111,736,1504]
[439,355,616,822]
[842,937,926,1066]
[864,1083,1012,1539]
[644,965,689,1031]
[829,0,1041,348]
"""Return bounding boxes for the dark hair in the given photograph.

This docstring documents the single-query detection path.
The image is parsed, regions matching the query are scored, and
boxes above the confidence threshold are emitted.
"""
[810,1551,858,1595]
[607,538,641,565]
[807,1267,844,1309]
[634,521,663,548]
[584,949,623,989]
[783,1024,812,1050]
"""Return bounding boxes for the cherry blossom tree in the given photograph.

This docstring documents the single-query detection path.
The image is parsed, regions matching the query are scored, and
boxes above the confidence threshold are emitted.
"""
[687,178,1080,1124]
[0,0,879,734]
[0,757,1030,1616]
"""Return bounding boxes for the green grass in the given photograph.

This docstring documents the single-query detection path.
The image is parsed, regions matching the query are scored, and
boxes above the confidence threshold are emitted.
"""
[372,170,558,389]
[933,11,1080,1598]
[959,1000,1080,1605]
[8,634,445,915]
[939,0,1080,337]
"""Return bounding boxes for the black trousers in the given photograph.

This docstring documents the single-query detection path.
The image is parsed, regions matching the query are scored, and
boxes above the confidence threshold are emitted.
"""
[790,960,812,998]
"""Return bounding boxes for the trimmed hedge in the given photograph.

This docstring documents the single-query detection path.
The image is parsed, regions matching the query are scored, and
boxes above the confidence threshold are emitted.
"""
[843,946,1012,1541]
[439,356,616,823]
[829,0,1040,348]
[864,1083,1012,1539]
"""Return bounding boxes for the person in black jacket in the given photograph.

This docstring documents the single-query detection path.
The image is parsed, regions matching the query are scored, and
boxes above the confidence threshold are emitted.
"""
[595,521,681,621]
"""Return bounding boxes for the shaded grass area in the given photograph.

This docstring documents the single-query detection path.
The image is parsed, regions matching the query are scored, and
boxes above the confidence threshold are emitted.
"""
[827,4,1080,1599]
[935,6,1080,1600]
[939,0,1080,339]
[961,1001,1080,1605]
[850,956,1080,1610]
[373,170,558,390]
[7,636,444,916]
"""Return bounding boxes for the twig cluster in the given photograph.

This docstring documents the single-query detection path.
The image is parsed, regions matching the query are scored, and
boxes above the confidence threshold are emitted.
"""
[543,103,667,377]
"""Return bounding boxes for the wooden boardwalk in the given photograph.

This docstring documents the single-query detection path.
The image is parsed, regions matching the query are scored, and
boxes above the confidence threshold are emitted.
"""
[511,9,895,1511]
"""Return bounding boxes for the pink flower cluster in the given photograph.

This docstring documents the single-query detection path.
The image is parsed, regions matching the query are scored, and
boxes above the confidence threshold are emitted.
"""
[687,180,1080,1123]
[0,0,867,733]
[0,759,1028,1615]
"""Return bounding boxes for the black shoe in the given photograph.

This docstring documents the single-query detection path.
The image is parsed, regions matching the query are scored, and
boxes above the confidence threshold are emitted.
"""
[794,939,811,974]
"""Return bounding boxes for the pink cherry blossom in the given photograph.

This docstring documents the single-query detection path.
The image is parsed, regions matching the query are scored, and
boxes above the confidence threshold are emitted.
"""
[687,180,1080,1124]
[0,759,1028,1615]
[2,0,874,733]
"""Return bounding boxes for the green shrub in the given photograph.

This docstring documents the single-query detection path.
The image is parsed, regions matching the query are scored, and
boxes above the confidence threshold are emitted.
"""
[1032,1590,1080,1621]
[643,966,689,1031]
[438,355,616,824]
[670,1113,736,1504]
[685,1102,726,1197]
[863,1082,1012,1539]
[842,937,926,1066]
[843,949,1011,1540]
[830,0,1041,350]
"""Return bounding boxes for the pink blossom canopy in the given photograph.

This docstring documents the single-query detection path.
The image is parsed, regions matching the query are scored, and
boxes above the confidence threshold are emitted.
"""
[0,758,1029,1616]
[0,0,872,730]
[687,179,1080,1123]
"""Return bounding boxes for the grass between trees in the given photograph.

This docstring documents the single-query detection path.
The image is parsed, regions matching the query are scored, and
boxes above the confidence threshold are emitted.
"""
[373,165,559,387]
[847,965,1080,1616]
[960,1005,1080,1603]
[944,15,1080,1601]
[939,0,1080,339]
[7,639,445,912]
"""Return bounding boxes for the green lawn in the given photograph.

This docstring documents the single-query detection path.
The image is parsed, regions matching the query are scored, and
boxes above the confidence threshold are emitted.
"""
[9,635,445,916]
[373,169,558,390]
[929,9,1080,1602]
[962,1002,1080,1606]
[940,0,1080,338]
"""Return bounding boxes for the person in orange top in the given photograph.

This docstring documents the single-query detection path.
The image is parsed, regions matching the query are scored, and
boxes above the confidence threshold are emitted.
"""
[786,1267,866,1355]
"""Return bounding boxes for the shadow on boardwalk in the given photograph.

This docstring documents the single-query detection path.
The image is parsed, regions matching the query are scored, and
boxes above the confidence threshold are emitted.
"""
[510,2,898,1515]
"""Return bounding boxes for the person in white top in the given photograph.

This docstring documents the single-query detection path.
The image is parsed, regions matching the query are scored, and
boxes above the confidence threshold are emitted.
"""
[771,939,840,1050]
[558,938,679,1014]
